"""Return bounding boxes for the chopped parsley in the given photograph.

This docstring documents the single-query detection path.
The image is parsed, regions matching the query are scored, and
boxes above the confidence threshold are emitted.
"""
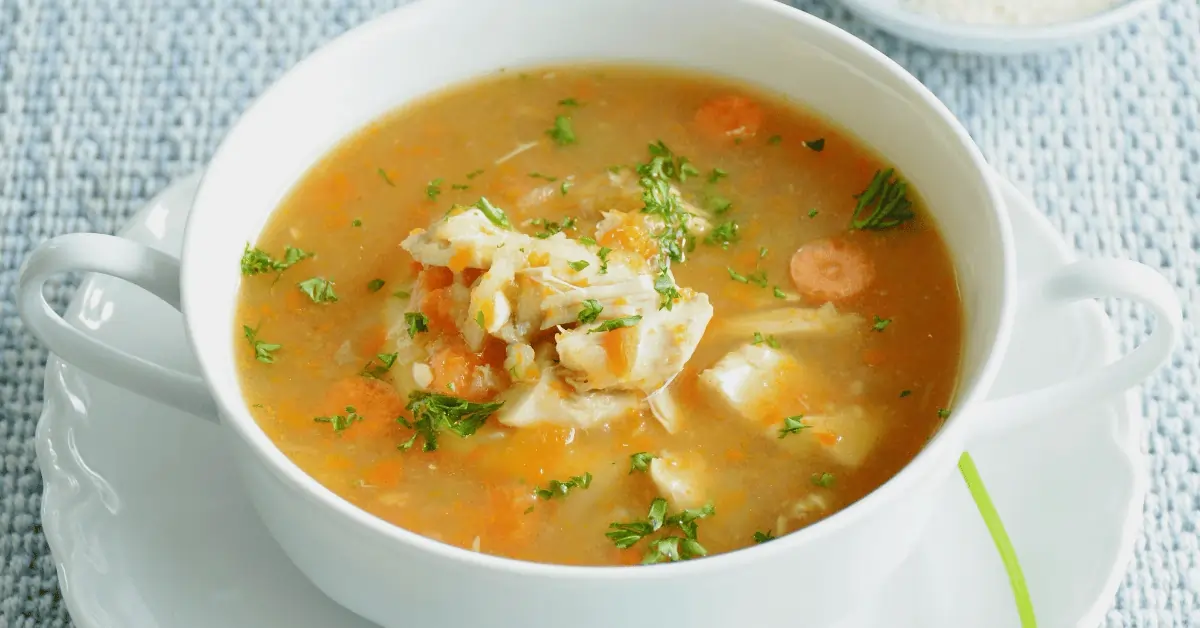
[393,290,411,299]
[377,168,395,187]
[426,178,444,201]
[849,168,913,230]
[351,218,362,227]
[397,392,505,452]
[802,138,826,152]
[937,408,951,419]
[705,221,740,249]
[577,299,603,324]
[361,352,399,379]
[531,216,576,238]
[872,315,892,332]
[404,312,429,338]
[240,243,311,277]
[597,246,612,274]
[560,180,573,195]
[752,331,781,349]
[297,277,338,303]
[753,530,776,544]
[546,115,576,146]
[606,498,715,564]
[708,168,728,183]
[778,415,809,438]
[811,472,836,488]
[759,246,768,259]
[475,310,486,329]
[451,183,470,191]
[242,324,280,363]
[579,235,597,246]
[588,315,641,333]
[314,405,363,434]
[808,208,819,218]
[465,169,484,179]
[528,172,558,182]
[535,472,593,500]
[636,141,700,310]
[705,195,733,215]
[473,197,512,229]
[900,389,912,398]
[367,278,385,293]
[629,452,656,474]
[567,259,589,272]
[558,97,581,107]
[727,267,748,283]
[767,134,782,145]
[773,286,786,299]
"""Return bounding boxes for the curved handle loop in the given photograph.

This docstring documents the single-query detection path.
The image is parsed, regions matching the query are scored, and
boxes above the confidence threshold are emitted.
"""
[18,233,220,422]
[967,258,1181,440]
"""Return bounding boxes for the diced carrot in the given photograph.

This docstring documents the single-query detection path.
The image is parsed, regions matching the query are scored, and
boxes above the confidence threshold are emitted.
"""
[427,337,508,401]
[447,247,473,273]
[419,286,460,334]
[694,95,764,140]
[461,268,484,286]
[362,458,405,487]
[601,326,632,377]
[816,431,840,447]
[789,237,875,302]
[417,267,455,292]
[358,325,388,357]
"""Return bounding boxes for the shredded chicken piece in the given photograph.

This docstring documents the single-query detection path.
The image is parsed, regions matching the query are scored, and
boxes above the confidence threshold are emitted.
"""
[649,452,709,511]
[495,363,640,429]
[714,302,861,339]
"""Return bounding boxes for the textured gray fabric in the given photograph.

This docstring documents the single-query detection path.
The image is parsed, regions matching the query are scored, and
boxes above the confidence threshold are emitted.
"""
[0,0,1196,626]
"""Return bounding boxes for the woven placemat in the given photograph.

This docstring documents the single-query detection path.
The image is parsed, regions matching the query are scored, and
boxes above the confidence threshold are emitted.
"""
[1,1,1195,626]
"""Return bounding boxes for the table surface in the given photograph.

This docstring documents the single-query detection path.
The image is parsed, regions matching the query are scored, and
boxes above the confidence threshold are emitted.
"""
[0,1,1196,626]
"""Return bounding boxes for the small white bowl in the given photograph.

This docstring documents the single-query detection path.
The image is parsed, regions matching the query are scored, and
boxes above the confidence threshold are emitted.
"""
[838,0,1161,54]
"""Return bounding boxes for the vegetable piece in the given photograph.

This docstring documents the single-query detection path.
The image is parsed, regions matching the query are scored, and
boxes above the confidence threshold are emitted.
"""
[872,315,892,331]
[361,352,399,379]
[399,391,505,452]
[314,405,363,434]
[606,497,715,563]
[811,472,836,488]
[367,278,386,292]
[753,530,776,543]
[849,168,913,230]
[377,168,395,186]
[778,415,809,438]
[707,168,728,183]
[568,259,590,271]
[788,238,875,302]
[694,95,763,139]
[534,472,593,500]
[426,178,444,201]
[546,115,576,145]
[242,324,280,363]
[705,221,739,249]
[802,138,825,152]
[297,277,338,303]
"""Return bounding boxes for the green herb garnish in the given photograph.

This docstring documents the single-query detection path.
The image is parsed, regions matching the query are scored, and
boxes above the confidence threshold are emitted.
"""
[314,405,363,434]
[466,169,484,179]
[938,408,951,419]
[577,299,603,324]
[629,452,656,474]
[426,178,444,201]
[240,244,311,277]
[398,392,505,452]
[367,279,385,293]
[803,138,826,152]
[767,134,782,145]
[872,315,892,331]
[361,352,399,379]
[606,498,715,564]
[589,315,641,334]
[297,277,338,303]
[531,216,576,238]
[705,195,733,215]
[558,97,581,107]
[708,168,728,183]
[535,472,593,500]
[811,472,836,488]
[377,168,395,187]
[475,310,486,329]
[752,332,781,349]
[473,197,512,230]
[597,246,612,274]
[242,324,281,363]
[900,389,912,398]
[567,259,590,272]
[773,286,786,299]
[808,208,819,218]
[753,530,776,543]
[849,168,913,230]
[705,221,739,249]
[529,172,558,182]
[393,290,411,299]
[560,180,573,195]
[547,115,576,145]
[404,312,429,338]
[451,183,470,191]
[778,415,809,438]
[352,218,362,227]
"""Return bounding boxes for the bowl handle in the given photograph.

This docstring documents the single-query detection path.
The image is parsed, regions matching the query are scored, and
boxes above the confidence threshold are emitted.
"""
[967,259,1181,440]
[18,233,220,422]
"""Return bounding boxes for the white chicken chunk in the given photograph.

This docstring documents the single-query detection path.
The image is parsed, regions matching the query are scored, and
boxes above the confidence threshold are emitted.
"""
[649,452,709,511]
[401,207,529,269]
[715,302,861,339]
[537,274,660,329]
[556,293,713,394]
[462,255,518,351]
[788,405,881,468]
[495,364,640,430]
[699,344,805,424]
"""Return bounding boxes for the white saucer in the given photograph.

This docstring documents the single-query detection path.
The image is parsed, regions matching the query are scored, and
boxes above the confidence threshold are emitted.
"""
[35,172,1141,628]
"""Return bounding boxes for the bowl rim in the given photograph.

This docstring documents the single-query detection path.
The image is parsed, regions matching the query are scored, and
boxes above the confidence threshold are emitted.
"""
[839,0,1161,45]
[182,0,1012,579]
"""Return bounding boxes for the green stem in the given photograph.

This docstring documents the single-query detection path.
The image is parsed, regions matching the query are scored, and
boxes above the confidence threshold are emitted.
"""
[958,451,1038,627]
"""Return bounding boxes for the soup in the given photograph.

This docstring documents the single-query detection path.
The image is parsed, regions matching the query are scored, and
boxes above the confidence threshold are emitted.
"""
[234,65,962,566]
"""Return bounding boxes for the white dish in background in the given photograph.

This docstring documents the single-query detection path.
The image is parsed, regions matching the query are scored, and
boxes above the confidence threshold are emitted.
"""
[838,0,1161,54]
[36,172,1142,628]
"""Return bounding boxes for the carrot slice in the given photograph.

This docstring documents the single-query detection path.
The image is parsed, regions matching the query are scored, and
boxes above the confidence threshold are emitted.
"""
[427,337,508,401]
[789,238,875,302]
[694,95,764,140]
[321,377,406,441]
